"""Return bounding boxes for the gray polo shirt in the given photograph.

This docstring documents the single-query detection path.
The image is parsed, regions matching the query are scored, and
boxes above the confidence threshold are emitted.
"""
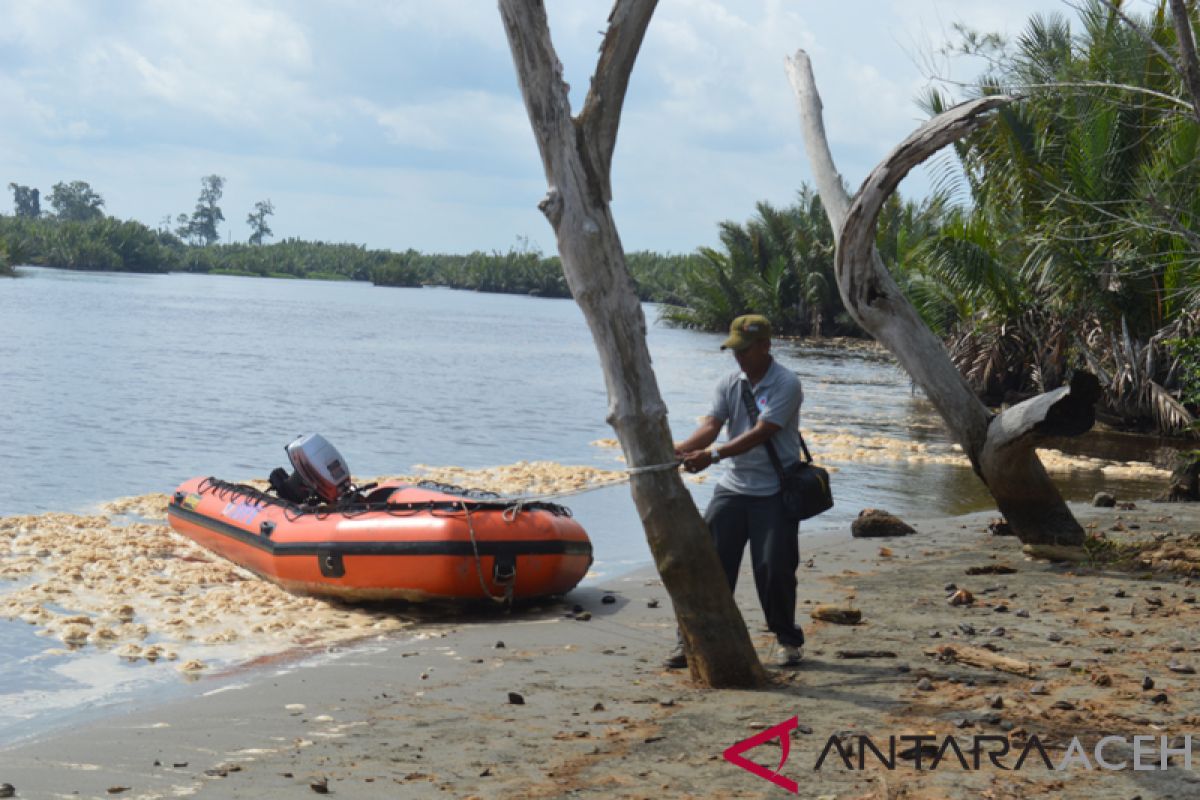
[708,358,803,496]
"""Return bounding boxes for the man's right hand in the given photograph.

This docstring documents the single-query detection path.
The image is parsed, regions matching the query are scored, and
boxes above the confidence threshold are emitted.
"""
[681,449,713,473]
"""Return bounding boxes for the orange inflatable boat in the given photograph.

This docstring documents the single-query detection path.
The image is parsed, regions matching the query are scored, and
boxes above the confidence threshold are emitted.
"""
[167,476,593,602]
[165,435,592,602]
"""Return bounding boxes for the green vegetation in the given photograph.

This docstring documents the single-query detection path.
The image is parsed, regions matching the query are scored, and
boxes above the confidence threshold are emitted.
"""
[657,187,946,337]
[369,245,699,301]
[0,206,697,302]
[47,180,105,222]
[247,199,275,246]
[910,1,1199,434]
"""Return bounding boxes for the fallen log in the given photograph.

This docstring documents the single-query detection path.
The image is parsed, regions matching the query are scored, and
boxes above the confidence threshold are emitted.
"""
[811,605,863,625]
[925,643,1038,677]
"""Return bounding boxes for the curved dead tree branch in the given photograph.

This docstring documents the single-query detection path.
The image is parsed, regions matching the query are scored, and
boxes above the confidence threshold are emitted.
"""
[788,49,1094,546]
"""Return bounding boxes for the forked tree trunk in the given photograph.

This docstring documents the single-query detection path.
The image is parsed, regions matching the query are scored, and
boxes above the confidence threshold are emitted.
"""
[786,50,1095,547]
[499,0,766,687]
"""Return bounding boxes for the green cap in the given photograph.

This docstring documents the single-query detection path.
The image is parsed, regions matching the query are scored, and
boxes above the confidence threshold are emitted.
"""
[721,314,773,350]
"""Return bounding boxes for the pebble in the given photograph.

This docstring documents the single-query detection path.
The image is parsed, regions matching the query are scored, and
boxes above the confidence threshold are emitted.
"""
[310,777,329,794]
[1151,692,1170,704]
[958,623,976,636]
[1051,700,1076,711]
[988,695,1004,709]
[989,627,1006,637]
[916,677,934,691]
[1015,609,1030,618]
[948,589,974,606]
[572,604,584,614]
[993,604,1009,613]
[494,641,505,649]
[1168,663,1196,675]
[646,599,659,609]
[1029,683,1049,696]
[1053,659,1072,668]
[1115,589,1127,598]
[1047,632,1063,642]
[601,595,616,605]
[592,702,605,711]
[1143,676,1155,691]
[575,611,592,621]
[0,785,13,799]
[508,692,525,705]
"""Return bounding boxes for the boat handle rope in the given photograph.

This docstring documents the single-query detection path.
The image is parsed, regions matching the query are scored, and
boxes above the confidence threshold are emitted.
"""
[460,501,514,607]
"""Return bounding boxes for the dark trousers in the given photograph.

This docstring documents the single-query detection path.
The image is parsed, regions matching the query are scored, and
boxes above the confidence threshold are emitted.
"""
[705,485,804,647]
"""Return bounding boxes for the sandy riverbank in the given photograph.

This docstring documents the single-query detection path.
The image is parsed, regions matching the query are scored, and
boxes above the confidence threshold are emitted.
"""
[2,498,1198,799]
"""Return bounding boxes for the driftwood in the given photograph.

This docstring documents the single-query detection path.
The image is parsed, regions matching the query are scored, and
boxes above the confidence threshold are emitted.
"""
[835,649,897,659]
[499,0,766,688]
[926,643,1038,678]
[786,50,1097,547]
[811,605,863,625]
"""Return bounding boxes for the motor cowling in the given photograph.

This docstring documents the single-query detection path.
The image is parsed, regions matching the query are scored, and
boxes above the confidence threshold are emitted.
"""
[285,433,352,504]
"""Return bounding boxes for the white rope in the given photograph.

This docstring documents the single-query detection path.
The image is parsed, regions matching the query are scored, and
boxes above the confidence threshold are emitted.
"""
[623,460,684,476]
[499,459,684,513]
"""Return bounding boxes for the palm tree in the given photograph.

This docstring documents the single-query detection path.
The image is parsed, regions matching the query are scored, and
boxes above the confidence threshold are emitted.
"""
[914,0,1198,434]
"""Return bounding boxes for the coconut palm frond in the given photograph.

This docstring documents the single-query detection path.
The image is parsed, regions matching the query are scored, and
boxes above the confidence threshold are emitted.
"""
[1148,381,1196,435]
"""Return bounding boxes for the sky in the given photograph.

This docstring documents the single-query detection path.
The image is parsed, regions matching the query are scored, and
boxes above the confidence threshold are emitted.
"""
[0,0,1089,255]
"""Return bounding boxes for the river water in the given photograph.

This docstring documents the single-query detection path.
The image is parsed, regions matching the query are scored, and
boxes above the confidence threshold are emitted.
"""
[0,266,1176,744]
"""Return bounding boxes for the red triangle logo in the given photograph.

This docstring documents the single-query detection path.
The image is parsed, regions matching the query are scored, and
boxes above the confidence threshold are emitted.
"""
[722,716,799,793]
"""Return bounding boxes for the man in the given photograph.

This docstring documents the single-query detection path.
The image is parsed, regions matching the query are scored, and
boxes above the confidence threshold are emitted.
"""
[668,314,805,668]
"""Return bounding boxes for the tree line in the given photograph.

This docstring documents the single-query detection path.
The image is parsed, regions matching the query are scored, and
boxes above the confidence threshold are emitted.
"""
[0,182,698,302]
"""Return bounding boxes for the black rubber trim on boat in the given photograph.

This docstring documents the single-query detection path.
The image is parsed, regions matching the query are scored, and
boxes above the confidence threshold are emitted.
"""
[166,503,594,558]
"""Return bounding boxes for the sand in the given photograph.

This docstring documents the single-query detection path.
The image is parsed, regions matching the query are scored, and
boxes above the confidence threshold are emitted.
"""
[1,498,1198,799]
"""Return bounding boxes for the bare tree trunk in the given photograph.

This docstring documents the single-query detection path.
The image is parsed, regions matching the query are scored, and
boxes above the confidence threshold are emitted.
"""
[786,50,1094,547]
[499,0,766,687]
[1169,0,1200,125]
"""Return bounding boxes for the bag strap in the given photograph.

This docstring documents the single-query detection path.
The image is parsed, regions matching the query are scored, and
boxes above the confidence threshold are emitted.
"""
[738,380,814,474]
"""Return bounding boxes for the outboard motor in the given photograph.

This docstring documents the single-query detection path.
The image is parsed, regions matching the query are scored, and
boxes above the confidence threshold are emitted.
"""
[274,433,353,505]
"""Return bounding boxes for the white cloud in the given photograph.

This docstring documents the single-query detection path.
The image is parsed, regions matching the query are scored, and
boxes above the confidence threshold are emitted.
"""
[0,0,1074,252]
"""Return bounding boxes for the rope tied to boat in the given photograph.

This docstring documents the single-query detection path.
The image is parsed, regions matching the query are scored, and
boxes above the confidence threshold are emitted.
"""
[461,500,514,607]
[623,460,684,476]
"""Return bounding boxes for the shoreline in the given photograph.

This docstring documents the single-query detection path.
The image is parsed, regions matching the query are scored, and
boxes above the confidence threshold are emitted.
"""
[2,501,1198,799]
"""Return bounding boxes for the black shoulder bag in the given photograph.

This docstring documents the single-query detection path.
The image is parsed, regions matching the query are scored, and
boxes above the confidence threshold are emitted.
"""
[739,381,833,522]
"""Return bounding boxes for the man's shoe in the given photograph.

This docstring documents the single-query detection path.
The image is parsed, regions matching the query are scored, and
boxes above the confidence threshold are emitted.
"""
[775,644,803,667]
[663,643,687,669]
